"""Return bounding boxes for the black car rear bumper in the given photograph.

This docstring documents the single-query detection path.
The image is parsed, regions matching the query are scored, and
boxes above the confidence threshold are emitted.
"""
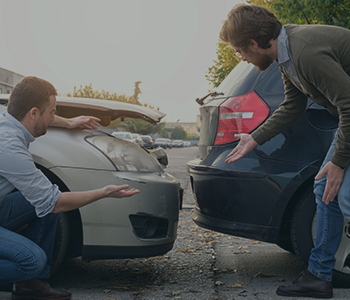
[192,208,279,243]
[187,152,319,244]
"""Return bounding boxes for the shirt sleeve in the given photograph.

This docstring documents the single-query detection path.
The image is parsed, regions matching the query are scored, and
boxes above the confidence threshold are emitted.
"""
[251,69,308,145]
[0,140,61,217]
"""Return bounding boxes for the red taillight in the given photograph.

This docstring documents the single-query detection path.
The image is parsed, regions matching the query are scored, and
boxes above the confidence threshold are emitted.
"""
[214,91,270,145]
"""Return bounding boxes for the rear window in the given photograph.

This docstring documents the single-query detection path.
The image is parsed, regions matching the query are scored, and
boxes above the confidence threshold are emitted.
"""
[217,61,276,98]
[217,62,255,95]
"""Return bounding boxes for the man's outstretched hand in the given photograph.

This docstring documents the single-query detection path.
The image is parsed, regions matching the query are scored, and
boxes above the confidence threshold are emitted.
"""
[105,184,140,198]
[51,115,101,130]
[225,133,258,164]
[66,116,101,130]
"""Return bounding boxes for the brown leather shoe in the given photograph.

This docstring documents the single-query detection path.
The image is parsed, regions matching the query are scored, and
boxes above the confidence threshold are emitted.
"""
[276,269,333,298]
[12,278,71,300]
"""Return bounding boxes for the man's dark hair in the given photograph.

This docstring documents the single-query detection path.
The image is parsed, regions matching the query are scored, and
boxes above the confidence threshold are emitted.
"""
[7,76,57,121]
[220,4,282,50]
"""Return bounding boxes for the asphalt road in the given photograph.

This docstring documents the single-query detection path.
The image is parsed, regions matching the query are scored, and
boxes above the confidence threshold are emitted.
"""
[1,146,350,299]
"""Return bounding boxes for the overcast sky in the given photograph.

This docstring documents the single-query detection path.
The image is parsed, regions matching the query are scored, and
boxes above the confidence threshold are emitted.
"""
[0,0,243,122]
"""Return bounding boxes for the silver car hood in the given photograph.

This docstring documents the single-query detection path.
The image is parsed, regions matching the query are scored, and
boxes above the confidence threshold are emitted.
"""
[0,94,165,125]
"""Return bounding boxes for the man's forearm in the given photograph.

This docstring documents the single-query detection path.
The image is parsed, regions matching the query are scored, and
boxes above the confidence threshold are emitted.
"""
[52,184,139,213]
[50,115,70,128]
[52,188,108,213]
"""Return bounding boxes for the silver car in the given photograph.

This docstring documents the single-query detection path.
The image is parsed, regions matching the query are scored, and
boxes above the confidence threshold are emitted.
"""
[112,131,135,143]
[0,95,182,273]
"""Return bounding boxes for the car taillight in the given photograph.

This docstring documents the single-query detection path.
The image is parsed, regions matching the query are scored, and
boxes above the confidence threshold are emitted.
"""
[214,91,270,145]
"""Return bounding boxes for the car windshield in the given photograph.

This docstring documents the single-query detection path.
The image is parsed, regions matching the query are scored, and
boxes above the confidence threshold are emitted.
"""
[216,61,255,95]
[155,138,166,142]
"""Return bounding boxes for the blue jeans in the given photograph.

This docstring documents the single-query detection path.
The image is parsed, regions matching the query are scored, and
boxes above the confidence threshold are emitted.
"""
[310,129,349,281]
[0,191,58,285]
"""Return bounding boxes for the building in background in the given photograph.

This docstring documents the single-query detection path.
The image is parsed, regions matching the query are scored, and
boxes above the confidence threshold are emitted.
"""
[164,115,201,138]
[0,67,24,94]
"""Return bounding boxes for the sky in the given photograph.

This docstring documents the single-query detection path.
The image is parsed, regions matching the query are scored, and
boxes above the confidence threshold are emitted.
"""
[0,0,244,122]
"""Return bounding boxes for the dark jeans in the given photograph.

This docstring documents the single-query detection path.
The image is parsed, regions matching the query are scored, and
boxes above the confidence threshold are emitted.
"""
[0,191,58,285]
[310,129,349,281]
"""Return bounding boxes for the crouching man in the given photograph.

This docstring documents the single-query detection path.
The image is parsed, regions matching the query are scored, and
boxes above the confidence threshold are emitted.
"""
[0,76,140,300]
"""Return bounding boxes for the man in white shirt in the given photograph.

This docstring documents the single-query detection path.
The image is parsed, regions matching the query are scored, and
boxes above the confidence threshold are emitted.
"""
[0,76,140,300]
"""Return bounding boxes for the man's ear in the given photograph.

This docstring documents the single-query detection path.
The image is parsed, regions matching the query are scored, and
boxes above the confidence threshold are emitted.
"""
[28,107,40,121]
[250,39,259,50]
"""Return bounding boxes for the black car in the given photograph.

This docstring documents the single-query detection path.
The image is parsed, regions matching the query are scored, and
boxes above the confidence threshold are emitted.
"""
[140,135,154,149]
[187,61,350,286]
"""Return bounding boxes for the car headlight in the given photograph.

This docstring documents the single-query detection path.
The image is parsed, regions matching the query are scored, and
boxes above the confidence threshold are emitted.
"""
[85,134,163,175]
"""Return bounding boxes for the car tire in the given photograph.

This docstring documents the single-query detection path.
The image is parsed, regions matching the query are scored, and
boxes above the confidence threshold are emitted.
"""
[50,212,70,275]
[291,187,350,287]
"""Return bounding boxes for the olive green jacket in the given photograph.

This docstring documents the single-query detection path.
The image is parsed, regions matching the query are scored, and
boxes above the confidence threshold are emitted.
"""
[251,24,350,168]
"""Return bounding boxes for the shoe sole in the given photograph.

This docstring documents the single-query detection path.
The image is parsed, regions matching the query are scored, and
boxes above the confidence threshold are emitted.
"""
[276,290,333,298]
[12,295,71,300]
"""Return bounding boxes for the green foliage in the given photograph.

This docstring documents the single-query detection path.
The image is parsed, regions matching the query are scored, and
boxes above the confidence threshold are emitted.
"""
[171,126,187,140]
[122,118,165,135]
[206,42,241,88]
[143,102,160,110]
[65,84,131,103]
[248,0,350,29]
[159,129,170,138]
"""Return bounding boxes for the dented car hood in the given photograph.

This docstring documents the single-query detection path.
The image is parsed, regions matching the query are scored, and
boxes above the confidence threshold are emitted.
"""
[0,95,165,126]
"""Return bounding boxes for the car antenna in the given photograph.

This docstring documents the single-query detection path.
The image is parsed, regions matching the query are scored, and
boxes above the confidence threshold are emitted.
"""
[295,0,310,24]
[196,91,224,106]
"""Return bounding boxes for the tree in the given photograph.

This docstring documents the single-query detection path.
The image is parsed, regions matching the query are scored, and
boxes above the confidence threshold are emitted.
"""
[131,81,142,105]
[171,126,187,140]
[121,118,165,135]
[207,0,350,88]
[206,42,241,89]
[248,0,350,28]
[65,84,130,102]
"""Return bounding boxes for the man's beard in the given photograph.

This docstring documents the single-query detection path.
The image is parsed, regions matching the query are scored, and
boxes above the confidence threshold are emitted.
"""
[33,121,47,137]
[254,54,274,71]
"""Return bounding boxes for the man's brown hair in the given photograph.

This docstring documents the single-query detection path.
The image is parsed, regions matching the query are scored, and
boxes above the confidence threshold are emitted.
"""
[7,76,57,121]
[220,4,282,50]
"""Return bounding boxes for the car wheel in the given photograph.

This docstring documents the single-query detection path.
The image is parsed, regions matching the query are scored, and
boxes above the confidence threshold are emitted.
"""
[291,187,350,287]
[50,212,70,275]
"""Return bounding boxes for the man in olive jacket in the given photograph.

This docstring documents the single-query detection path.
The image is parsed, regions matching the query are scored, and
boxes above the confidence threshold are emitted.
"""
[221,4,350,299]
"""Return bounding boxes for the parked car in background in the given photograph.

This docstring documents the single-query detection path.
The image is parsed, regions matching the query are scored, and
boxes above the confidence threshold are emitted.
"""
[154,138,168,149]
[186,61,350,287]
[131,133,144,147]
[172,140,184,148]
[140,135,154,149]
[165,138,172,149]
[184,141,191,147]
[0,95,182,274]
[112,131,135,143]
